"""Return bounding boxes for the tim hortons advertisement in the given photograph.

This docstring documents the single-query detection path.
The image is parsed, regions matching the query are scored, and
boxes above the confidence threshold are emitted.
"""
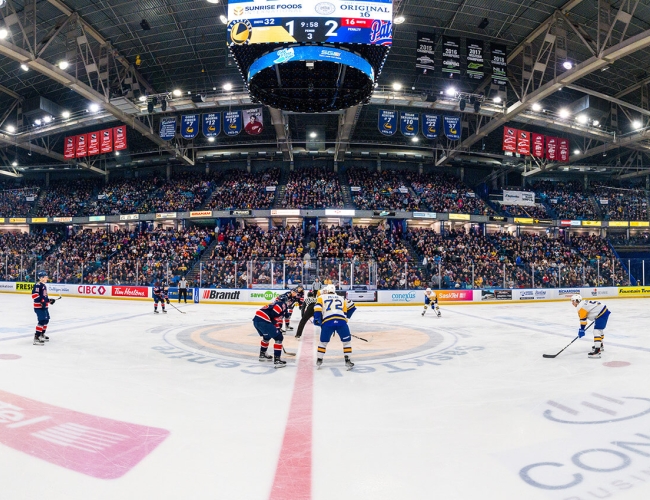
[112,286,150,299]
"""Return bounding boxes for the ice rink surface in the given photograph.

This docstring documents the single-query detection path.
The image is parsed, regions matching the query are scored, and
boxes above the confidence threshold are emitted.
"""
[1,294,649,500]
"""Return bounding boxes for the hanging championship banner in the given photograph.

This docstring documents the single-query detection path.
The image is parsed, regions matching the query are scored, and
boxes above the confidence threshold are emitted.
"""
[100,129,113,154]
[532,133,545,158]
[378,110,397,136]
[159,118,176,141]
[243,108,264,135]
[202,113,221,138]
[466,39,485,80]
[180,115,199,140]
[491,44,508,86]
[546,136,558,161]
[224,111,242,136]
[400,112,419,137]
[114,126,127,150]
[443,116,461,140]
[75,134,87,158]
[558,138,570,163]
[517,130,530,156]
[442,36,461,78]
[88,132,100,156]
[64,136,75,160]
[416,32,435,74]
[502,126,517,153]
[422,114,439,139]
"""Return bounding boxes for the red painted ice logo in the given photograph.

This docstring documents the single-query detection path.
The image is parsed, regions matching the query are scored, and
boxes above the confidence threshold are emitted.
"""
[0,389,169,479]
[369,20,393,45]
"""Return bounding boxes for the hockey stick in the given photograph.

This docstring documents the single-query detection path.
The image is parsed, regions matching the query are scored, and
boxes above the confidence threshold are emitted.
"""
[166,301,186,314]
[542,322,594,359]
[283,347,296,357]
[352,334,370,343]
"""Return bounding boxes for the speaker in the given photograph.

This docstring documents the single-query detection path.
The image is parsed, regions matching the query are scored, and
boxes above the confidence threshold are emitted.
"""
[424,94,437,103]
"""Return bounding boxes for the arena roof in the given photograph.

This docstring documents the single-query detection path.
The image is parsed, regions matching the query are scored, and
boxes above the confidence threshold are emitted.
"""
[0,0,649,178]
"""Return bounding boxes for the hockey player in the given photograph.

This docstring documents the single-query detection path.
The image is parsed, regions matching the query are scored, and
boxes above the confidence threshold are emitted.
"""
[275,286,304,332]
[295,290,318,340]
[253,300,289,368]
[32,270,56,345]
[571,294,610,358]
[314,285,356,370]
[422,288,441,317]
[161,280,171,304]
[152,282,167,313]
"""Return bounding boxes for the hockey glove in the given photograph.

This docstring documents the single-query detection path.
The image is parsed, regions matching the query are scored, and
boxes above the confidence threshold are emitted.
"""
[49,299,55,305]
[578,327,585,338]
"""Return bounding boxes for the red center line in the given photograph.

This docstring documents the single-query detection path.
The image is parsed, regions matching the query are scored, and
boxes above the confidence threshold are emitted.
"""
[269,325,314,500]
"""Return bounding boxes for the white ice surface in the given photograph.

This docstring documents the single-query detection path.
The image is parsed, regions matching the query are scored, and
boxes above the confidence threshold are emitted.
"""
[0,294,649,500]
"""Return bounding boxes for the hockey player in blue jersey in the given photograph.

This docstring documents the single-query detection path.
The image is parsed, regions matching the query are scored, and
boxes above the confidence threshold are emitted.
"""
[253,300,289,368]
[313,285,356,370]
[152,282,167,313]
[32,270,56,345]
[275,285,304,332]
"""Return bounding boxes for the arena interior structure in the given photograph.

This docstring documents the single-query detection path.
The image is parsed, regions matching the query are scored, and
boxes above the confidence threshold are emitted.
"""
[1,0,650,293]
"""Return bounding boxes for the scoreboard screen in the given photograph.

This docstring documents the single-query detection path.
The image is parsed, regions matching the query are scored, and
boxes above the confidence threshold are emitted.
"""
[227,0,393,46]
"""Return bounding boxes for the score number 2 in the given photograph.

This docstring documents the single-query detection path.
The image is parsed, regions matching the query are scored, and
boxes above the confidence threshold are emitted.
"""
[285,20,338,37]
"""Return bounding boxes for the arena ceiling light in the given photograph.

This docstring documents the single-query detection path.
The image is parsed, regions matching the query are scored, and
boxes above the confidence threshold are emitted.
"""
[574,149,581,155]
[309,132,317,138]
[576,114,588,124]
[531,103,542,112]
[34,119,42,126]
[394,15,406,24]
[392,82,402,91]
[61,111,70,119]
[172,89,182,97]
[208,137,215,142]
[493,96,502,103]
[558,108,570,119]
[6,125,15,133]
[43,116,52,124]
[223,83,233,91]
[206,0,220,3]
[58,60,69,70]
[11,161,17,167]
[562,61,573,70]
[632,119,643,129]
[411,136,419,142]
[20,63,28,71]
[219,15,228,24]
[89,103,100,113]
[139,95,147,102]
[0,27,8,40]
[445,86,457,97]
[593,120,600,126]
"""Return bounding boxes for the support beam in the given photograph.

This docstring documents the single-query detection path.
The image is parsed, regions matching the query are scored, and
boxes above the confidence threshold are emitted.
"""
[268,107,292,161]
[334,105,361,162]
[566,84,650,117]
[574,128,650,161]
[439,28,650,166]
[0,39,193,164]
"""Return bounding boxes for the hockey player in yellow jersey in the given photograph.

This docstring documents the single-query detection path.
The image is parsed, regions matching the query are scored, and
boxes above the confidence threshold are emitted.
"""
[313,285,356,370]
[422,288,440,317]
[571,294,610,358]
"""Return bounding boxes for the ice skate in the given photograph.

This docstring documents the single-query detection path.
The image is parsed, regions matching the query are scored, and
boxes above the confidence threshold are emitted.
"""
[40,334,49,342]
[33,336,44,346]
[345,355,354,371]
[154,310,159,314]
[588,347,601,358]
[162,309,167,314]
[316,358,323,370]
[259,353,272,362]
[274,357,287,369]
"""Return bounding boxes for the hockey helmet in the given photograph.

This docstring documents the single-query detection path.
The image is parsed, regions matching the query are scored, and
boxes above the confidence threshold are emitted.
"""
[324,284,336,294]
[37,270,48,279]
[570,294,583,304]
[425,288,431,293]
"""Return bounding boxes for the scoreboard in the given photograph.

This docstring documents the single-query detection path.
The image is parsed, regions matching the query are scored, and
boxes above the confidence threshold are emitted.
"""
[227,0,393,46]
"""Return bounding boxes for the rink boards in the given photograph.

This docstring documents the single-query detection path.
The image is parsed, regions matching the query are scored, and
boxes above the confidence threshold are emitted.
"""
[2,281,650,305]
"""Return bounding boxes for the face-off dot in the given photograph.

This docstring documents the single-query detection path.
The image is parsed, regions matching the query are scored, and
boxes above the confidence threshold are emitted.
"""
[603,361,631,367]
[0,354,21,360]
